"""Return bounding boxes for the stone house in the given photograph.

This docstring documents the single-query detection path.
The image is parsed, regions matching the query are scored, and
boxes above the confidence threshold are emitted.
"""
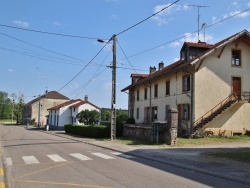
[22,90,69,126]
[121,29,250,136]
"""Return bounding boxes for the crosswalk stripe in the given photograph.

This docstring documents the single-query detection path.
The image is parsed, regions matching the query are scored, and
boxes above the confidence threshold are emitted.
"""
[70,153,92,161]
[22,156,39,164]
[111,152,136,159]
[91,152,114,159]
[6,158,13,166]
[47,154,67,162]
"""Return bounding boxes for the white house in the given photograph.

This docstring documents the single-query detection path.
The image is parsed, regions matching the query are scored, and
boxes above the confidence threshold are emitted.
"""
[121,29,250,137]
[47,96,100,129]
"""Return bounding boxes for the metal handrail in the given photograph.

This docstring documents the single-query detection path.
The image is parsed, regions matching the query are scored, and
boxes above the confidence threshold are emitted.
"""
[192,92,238,128]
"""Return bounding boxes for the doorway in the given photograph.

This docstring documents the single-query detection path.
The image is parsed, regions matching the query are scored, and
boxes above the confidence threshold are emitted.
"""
[232,77,241,99]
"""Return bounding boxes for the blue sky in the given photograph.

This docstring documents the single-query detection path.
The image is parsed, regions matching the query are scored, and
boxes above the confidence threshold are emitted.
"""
[1,0,250,109]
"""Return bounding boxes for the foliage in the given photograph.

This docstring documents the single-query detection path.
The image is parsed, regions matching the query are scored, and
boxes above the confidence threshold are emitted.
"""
[101,109,111,121]
[64,124,110,138]
[126,117,135,124]
[76,109,100,125]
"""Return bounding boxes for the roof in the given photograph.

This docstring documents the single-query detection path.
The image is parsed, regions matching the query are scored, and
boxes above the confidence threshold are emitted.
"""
[24,90,69,106]
[184,42,214,49]
[131,73,149,78]
[70,101,101,110]
[121,29,250,92]
[47,99,82,110]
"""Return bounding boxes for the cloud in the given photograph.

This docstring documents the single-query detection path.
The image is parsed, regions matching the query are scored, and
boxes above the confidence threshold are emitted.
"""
[212,16,220,24]
[53,21,61,26]
[13,20,29,28]
[105,0,117,2]
[248,2,250,7]
[151,4,188,25]
[170,41,181,47]
[8,68,14,72]
[230,10,250,18]
[110,14,118,20]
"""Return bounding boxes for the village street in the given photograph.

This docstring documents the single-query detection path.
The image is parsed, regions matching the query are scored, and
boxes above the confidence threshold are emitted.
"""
[0,124,249,188]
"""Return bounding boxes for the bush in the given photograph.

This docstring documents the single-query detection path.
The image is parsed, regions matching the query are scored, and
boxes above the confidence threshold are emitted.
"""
[65,124,110,138]
[126,117,135,124]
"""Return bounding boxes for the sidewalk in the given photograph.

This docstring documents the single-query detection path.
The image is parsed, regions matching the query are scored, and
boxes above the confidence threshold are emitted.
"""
[44,129,250,187]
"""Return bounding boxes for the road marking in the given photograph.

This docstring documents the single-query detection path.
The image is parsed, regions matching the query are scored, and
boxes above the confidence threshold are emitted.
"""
[22,156,39,164]
[6,158,13,166]
[70,153,92,161]
[0,168,4,176]
[47,154,67,162]
[111,152,136,159]
[91,153,114,159]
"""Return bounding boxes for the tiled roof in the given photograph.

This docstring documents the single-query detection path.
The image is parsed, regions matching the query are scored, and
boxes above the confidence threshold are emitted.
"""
[70,101,101,110]
[185,42,214,49]
[24,90,69,106]
[131,73,149,78]
[47,99,82,110]
[121,29,250,92]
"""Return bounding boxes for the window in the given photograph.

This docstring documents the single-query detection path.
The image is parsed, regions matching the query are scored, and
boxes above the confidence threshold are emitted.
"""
[152,106,158,120]
[136,108,139,119]
[165,105,170,119]
[137,90,140,101]
[73,107,75,112]
[177,104,190,120]
[166,81,170,95]
[154,84,158,98]
[182,75,190,92]
[144,88,147,100]
[232,50,241,66]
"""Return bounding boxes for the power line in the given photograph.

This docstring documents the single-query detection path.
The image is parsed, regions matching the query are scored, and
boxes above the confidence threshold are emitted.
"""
[0,23,101,40]
[58,37,112,92]
[117,39,138,74]
[116,0,180,36]
[118,8,250,61]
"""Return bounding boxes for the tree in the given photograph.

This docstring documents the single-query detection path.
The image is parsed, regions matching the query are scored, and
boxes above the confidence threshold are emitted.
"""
[101,109,111,121]
[76,110,100,125]
[13,93,24,124]
[0,91,12,120]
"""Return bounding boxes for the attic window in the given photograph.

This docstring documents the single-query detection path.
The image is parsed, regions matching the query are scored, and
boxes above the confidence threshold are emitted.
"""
[232,50,241,67]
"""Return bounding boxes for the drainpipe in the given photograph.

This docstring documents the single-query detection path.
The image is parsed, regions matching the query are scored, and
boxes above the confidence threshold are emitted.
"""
[190,73,194,134]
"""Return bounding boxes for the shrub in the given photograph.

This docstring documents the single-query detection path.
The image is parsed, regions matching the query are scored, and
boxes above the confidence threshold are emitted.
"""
[126,117,135,124]
[65,124,110,138]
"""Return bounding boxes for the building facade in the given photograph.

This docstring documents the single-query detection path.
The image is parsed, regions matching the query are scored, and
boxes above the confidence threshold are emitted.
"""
[121,30,250,136]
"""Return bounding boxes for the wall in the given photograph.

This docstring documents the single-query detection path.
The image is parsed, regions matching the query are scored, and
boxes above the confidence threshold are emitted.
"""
[205,103,250,131]
[194,40,250,120]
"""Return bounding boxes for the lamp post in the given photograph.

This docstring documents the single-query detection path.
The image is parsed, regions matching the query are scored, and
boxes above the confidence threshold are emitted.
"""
[98,35,117,140]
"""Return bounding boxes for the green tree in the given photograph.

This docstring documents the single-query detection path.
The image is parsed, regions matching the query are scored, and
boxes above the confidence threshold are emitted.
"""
[101,109,111,121]
[76,110,100,125]
[0,91,12,120]
[13,93,24,124]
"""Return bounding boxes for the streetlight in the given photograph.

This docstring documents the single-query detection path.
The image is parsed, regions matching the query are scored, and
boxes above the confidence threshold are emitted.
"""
[98,35,117,140]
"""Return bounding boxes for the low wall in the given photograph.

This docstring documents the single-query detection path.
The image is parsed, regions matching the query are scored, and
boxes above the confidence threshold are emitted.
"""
[123,124,152,141]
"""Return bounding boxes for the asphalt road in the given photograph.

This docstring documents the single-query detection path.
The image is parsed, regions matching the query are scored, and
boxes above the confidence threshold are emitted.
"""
[0,125,249,188]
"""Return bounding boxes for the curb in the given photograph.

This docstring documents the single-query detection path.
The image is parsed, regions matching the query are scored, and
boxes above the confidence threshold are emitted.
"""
[42,130,250,187]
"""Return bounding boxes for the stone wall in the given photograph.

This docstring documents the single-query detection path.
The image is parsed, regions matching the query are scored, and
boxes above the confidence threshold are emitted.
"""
[123,124,152,141]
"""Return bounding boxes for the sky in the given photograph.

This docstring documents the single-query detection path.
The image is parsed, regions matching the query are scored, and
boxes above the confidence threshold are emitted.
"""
[1,0,250,109]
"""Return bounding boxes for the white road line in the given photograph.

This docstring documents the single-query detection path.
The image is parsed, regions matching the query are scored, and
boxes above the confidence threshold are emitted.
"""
[70,153,92,161]
[22,156,39,164]
[47,154,67,162]
[111,152,136,159]
[6,158,13,166]
[91,152,115,159]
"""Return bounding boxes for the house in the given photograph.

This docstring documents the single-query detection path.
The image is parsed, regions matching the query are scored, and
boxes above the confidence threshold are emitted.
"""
[47,95,101,129]
[22,90,70,126]
[121,29,250,136]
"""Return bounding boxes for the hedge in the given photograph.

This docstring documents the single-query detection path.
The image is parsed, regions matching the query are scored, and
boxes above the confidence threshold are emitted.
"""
[64,124,110,138]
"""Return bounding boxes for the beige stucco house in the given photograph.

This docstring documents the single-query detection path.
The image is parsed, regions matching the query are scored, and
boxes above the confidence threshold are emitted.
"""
[22,90,70,126]
[121,29,250,136]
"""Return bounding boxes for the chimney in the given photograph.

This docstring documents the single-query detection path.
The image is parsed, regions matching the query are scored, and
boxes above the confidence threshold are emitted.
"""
[149,66,156,74]
[84,95,88,101]
[158,61,164,70]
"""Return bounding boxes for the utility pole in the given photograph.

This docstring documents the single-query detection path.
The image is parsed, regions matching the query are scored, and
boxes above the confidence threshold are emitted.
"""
[111,34,117,141]
[11,99,14,123]
[188,5,209,42]
[38,95,41,128]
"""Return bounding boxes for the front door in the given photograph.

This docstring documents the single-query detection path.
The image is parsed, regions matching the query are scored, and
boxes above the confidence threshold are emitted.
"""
[232,77,241,99]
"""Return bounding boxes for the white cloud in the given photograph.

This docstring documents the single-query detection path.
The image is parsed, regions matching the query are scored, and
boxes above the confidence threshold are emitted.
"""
[173,57,179,62]
[170,41,181,47]
[8,68,14,72]
[111,14,118,20]
[248,2,250,7]
[230,10,250,18]
[105,0,117,2]
[53,21,61,26]
[181,33,214,43]
[13,20,29,28]
[151,4,188,25]
[232,1,238,6]
[212,16,220,24]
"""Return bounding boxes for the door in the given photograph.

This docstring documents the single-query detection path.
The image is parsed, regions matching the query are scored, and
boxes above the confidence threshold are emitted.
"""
[232,77,241,99]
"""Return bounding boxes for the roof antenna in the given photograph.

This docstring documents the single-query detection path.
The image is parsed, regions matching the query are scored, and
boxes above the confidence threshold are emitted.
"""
[188,5,209,42]
[201,23,206,42]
